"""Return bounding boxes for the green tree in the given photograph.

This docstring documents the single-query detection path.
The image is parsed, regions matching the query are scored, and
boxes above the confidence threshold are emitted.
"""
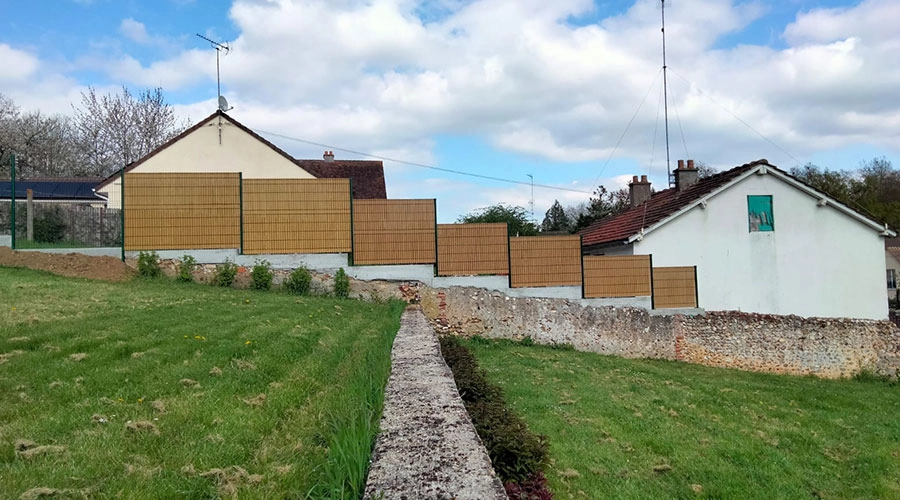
[789,163,855,204]
[458,203,538,236]
[572,185,629,232]
[541,200,573,233]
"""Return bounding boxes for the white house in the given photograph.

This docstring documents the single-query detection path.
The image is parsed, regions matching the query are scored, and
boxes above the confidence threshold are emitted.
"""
[580,159,895,320]
[94,111,386,208]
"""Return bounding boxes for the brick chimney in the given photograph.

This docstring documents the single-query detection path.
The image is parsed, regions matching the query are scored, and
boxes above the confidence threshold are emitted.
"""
[630,175,652,208]
[674,159,698,191]
[323,150,334,162]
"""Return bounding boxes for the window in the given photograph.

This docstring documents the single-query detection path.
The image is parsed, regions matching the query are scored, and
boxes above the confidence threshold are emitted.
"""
[748,195,774,232]
[888,269,897,289]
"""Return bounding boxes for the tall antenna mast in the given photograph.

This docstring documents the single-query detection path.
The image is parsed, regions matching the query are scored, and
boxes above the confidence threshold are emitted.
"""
[660,0,673,187]
[196,34,232,111]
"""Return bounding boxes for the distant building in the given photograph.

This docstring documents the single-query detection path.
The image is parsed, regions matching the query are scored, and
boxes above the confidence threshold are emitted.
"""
[93,111,386,208]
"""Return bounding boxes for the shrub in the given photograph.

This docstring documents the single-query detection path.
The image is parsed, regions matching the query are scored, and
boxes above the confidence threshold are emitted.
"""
[214,259,238,287]
[33,206,66,243]
[333,268,350,298]
[284,266,312,295]
[137,251,162,278]
[251,259,274,290]
[504,471,553,500]
[176,255,197,283]
[439,336,549,486]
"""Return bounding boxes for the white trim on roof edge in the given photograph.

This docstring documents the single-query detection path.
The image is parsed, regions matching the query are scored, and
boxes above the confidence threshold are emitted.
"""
[626,163,896,243]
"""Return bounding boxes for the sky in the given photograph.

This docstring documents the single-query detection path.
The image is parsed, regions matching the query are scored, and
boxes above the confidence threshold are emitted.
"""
[1,0,899,223]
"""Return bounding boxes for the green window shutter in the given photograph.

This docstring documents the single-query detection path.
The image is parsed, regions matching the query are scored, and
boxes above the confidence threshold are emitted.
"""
[748,195,774,232]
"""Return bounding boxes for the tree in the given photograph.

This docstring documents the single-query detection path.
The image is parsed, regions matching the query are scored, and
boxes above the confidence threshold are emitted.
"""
[541,200,573,233]
[0,94,81,178]
[458,203,538,236]
[572,185,629,232]
[789,163,854,204]
[73,86,185,177]
[696,161,718,179]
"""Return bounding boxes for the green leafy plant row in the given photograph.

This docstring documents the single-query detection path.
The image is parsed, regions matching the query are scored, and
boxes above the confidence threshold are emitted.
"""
[438,336,551,498]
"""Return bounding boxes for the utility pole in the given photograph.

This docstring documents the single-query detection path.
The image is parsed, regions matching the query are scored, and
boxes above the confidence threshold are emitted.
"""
[661,0,673,187]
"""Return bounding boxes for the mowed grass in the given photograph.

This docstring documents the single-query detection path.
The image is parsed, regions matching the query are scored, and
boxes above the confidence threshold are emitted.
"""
[465,338,900,500]
[0,267,406,499]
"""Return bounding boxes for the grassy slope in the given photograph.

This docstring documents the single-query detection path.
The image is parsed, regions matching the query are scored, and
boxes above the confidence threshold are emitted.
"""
[466,338,900,500]
[0,267,405,499]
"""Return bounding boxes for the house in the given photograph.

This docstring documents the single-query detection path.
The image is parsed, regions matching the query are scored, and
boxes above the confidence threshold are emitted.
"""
[885,238,900,303]
[579,159,894,320]
[1,178,106,206]
[93,111,386,208]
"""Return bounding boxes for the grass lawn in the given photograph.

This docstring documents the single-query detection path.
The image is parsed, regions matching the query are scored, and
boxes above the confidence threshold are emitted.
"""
[0,266,405,499]
[465,338,900,500]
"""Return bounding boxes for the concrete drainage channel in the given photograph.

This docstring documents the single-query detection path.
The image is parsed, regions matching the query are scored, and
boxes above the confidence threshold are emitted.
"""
[364,307,507,500]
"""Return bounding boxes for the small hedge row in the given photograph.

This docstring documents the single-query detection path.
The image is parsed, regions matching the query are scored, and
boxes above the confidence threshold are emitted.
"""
[439,336,552,499]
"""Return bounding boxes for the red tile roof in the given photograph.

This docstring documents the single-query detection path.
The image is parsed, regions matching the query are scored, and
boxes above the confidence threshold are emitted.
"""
[580,159,768,248]
[294,160,387,199]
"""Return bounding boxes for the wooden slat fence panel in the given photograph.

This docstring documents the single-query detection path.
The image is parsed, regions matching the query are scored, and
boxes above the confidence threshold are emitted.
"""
[124,173,240,250]
[652,266,698,308]
[353,199,436,265]
[510,235,581,288]
[437,223,509,276]
[583,255,651,298]
[243,179,351,254]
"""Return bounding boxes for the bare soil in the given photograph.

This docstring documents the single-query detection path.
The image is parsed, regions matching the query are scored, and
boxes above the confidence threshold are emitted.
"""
[0,247,135,282]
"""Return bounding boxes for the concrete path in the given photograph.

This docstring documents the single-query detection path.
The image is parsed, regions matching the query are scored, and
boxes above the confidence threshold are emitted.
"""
[364,307,507,500]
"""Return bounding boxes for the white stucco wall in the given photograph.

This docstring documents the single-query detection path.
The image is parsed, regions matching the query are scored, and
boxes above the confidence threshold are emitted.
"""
[100,115,312,208]
[634,172,888,320]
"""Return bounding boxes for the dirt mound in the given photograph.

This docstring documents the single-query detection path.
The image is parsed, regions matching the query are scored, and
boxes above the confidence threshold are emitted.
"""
[0,247,134,282]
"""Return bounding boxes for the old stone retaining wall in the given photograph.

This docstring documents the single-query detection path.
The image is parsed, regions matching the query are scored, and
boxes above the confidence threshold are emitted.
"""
[420,286,900,379]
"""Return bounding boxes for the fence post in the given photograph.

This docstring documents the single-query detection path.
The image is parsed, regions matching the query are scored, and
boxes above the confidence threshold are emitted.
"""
[579,235,585,299]
[239,173,244,255]
[432,199,438,277]
[506,232,512,289]
[25,189,33,241]
[693,265,699,308]
[10,153,15,249]
[120,167,125,262]
[348,179,354,267]
[649,254,656,309]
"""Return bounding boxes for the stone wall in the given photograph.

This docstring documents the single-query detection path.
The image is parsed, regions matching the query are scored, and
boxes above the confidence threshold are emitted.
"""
[420,286,900,379]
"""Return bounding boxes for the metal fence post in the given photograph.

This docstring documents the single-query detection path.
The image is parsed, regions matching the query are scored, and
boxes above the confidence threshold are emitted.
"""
[120,167,125,262]
[239,173,244,255]
[348,179,354,267]
[10,153,15,250]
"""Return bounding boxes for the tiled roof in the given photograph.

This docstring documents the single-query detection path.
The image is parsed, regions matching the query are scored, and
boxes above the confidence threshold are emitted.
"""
[295,160,387,199]
[579,160,768,248]
[0,179,105,201]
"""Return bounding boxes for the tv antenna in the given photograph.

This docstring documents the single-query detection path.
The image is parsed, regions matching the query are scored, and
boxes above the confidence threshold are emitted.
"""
[660,0,673,187]
[196,33,232,112]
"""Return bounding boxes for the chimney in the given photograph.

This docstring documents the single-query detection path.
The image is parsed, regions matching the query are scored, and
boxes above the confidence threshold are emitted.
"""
[323,150,334,162]
[630,174,652,208]
[674,158,698,191]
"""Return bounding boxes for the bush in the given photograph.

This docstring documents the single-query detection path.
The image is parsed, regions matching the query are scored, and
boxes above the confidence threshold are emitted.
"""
[333,268,350,298]
[137,251,162,278]
[176,255,197,283]
[251,259,274,290]
[439,336,550,486]
[504,471,553,500]
[33,206,66,243]
[284,266,312,295]
[214,259,238,287]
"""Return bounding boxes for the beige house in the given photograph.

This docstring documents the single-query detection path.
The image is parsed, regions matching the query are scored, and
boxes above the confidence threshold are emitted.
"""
[95,111,386,208]
[886,240,900,303]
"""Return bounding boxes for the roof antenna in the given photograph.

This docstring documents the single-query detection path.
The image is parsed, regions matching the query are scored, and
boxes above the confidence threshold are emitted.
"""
[196,34,233,112]
[660,0,673,187]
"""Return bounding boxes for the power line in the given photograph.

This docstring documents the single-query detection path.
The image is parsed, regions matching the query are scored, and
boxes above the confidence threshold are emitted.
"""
[253,128,594,195]
[667,67,802,167]
[588,67,664,194]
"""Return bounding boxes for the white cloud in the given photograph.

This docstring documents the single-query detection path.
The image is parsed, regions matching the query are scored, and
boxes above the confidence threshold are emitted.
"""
[0,45,40,82]
[3,0,900,195]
